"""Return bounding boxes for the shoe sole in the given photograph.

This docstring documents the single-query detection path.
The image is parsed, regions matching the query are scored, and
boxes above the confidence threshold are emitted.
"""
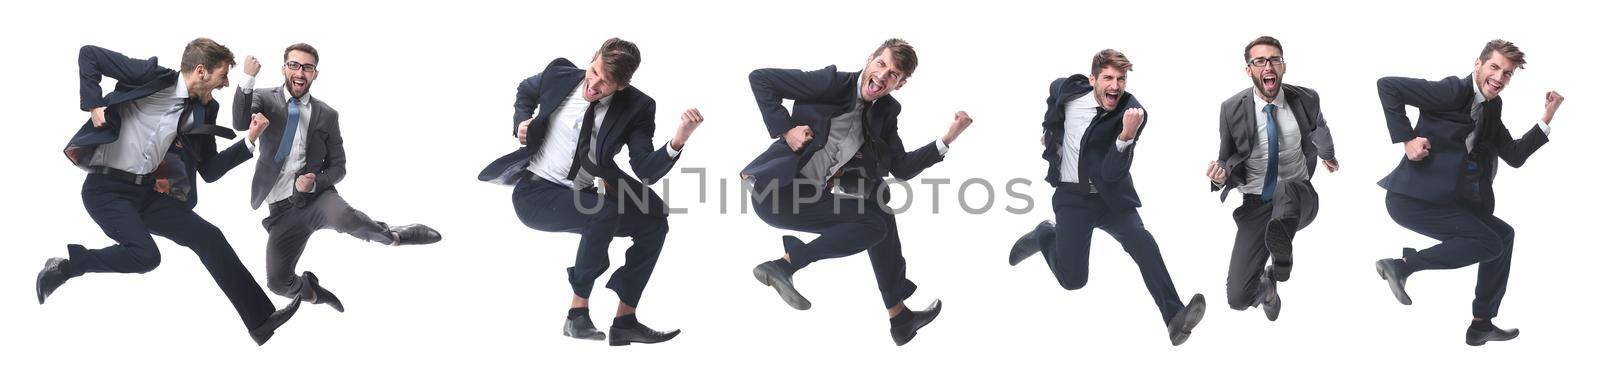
[611,330,681,346]
[1375,260,1413,305]
[564,331,606,341]
[1265,221,1293,281]
[1467,330,1519,346]
[753,265,811,310]
[1171,296,1206,346]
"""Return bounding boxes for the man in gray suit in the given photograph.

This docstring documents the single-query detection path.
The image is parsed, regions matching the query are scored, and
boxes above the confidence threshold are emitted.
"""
[1206,36,1338,321]
[218,43,441,312]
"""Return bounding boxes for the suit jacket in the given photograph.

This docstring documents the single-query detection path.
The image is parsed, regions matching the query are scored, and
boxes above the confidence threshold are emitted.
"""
[215,86,346,209]
[1039,75,1148,211]
[1211,84,1337,201]
[478,58,680,217]
[1375,74,1548,213]
[740,65,944,201]
[64,45,247,208]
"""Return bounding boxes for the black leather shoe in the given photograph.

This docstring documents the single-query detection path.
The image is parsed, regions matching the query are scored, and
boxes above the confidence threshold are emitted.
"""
[1009,220,1052,266]
[1265,219,1295,281]
[1375,256,1412,305]
[609,322,681,346]
[301,271,344,313]
[1167,294,1207,346]
[890,299,942,346]
[1466,322,1520,346]
[390,224,441,246]
[1261,270,1281,322]
[36,256,75,304]
[249,297,302,346]
[753,260,811,310]
[564,314,606,341]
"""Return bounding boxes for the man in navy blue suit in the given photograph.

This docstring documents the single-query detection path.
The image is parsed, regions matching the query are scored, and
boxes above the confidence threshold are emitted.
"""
[743,39,973,346]
[479,38,703,346]
[1372,39,1564,346]
[37,38,301,345]
[1007,49,1207,346]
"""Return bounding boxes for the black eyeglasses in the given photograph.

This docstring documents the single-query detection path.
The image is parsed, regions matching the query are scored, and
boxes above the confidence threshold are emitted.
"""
[285,61,318,73]
[1249,57,1285,67]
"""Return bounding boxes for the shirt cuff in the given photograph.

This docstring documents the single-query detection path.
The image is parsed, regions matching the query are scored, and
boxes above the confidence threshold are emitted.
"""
[246,135,258,153]
[665,143,682,158]
[1115,137,1134,152]
[240,76,256,93]
[934,139,949,155]
[1537,120,1552,137]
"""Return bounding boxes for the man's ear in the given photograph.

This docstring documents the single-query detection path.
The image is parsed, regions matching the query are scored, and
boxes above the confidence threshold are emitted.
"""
[894,78,906,91]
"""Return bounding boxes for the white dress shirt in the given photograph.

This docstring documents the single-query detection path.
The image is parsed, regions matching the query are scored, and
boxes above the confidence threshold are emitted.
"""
[524,76,683,190]
[1240,92,1308,195]
[87,82,189,174]
[240,76,311,205]
[1058,95,1132,183]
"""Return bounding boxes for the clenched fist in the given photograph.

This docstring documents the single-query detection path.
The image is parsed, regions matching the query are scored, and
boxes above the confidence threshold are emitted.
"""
[784,125,813,152]
[248,113,269,144]
[671,108,704,151]
[1120,107,1145,141]
[295,173,316,193]
[243,55,261,77]
[1404,137,1431,161]
[942,111,973,145]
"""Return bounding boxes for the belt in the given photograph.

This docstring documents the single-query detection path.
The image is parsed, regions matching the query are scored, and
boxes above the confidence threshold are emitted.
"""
[88,166,156,186]
[1059,180,1098,194]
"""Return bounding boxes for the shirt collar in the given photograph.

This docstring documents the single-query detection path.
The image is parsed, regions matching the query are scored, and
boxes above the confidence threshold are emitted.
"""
[174,80,191,100]
[1253,89,1285,112]
[282,87,311,105]
[1470,73,1486,106]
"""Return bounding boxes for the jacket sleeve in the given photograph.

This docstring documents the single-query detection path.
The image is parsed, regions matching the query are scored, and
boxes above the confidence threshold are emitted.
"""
[749,66,838,138]
[79,45,168,111]
[1100,108,1147,183]
[513,74,543,138]
[1489,120,1549,168]
[626,99,679,184]
[1376,76,1465,143]
[1305,89,1337,162]
[1212,101,1236,192]
[312,109,347,191]
[882,110,945,181]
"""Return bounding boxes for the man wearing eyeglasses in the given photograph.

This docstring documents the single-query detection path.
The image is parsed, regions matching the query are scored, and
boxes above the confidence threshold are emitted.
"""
[217,43,442,313]
[38,38,301,345]
[1372,39,1563,346]
[743,38,973,346]
[1205,36,1339,323]
[479,38,703,346]
[1006,49,1207,346]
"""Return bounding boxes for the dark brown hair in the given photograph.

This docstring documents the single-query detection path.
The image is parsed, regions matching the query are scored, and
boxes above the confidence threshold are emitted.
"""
[1244,36,1283,62]
[872,38,918,78]
[284,43,320,64]
[592,38,641,85]
[180,37,234,72]
[1090,49,1132,76]
[1479,39,1526,69]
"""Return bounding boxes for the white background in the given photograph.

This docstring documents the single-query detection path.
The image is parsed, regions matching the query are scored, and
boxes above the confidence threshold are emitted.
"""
[2,0,1595,380]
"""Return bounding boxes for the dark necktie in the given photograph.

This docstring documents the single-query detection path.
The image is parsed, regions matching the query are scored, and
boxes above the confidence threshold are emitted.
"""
[275,98,301,164]
[566,102,602,181]
[1261,103,1280,202]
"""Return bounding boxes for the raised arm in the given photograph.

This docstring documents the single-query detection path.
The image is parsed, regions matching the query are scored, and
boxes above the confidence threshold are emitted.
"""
[749,66,839,138]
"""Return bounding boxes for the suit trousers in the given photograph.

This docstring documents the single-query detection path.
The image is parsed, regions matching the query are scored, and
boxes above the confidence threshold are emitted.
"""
[260,189,394,300]
[512,176,667,307]
[1224,180,1320,310]
[1033,186,1184,324]
[750,181,916,309]
[70,174,276,330]
[1385,191,1514,319]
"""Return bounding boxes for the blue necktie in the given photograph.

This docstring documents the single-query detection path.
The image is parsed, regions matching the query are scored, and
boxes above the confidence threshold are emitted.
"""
[275,98,300,164]
[1261,103,1280,202]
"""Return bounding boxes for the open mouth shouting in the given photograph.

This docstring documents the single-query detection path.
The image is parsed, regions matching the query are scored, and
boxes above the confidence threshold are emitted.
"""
[1101,89,1121,108]
[1260,71,1280,95]
[1483,76,1505,97]
[863,75,888,100]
